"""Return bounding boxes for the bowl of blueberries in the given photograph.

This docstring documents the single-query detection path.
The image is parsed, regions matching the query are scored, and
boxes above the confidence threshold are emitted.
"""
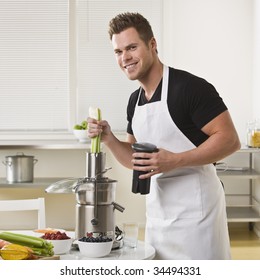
[75,232,113,258]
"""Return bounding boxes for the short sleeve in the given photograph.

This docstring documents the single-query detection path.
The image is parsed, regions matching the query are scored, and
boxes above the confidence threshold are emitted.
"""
[185,76,227,129]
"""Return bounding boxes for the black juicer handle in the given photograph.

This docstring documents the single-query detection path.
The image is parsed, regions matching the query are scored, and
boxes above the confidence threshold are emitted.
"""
[131,142,158,195]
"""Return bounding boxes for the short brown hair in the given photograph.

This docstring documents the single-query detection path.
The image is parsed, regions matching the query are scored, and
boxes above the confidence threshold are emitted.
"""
[108,12,154,45]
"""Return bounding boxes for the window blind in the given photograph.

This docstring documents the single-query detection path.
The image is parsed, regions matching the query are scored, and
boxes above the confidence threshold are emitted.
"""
[0,0,162,137]
[0,0,69,132]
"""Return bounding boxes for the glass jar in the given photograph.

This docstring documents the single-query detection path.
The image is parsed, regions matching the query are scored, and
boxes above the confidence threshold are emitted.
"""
[247,119,260,148]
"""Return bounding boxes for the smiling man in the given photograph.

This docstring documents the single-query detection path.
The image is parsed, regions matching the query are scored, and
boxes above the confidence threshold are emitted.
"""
[87,12,240,260]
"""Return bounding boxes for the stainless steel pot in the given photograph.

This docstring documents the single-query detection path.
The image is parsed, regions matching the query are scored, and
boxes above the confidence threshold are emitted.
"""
[2,152,38,183]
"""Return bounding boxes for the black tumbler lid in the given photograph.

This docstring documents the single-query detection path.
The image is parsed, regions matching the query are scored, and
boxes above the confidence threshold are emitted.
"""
[132,142,158,153]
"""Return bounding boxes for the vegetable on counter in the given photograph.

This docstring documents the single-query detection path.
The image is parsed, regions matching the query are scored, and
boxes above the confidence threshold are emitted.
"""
[0,231,54,258]
[0,243,32,260]
[89,107,102,153]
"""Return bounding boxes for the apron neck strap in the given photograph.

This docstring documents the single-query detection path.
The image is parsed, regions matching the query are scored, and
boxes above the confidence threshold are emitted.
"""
[161,65,169,101]
[137,64,169,103]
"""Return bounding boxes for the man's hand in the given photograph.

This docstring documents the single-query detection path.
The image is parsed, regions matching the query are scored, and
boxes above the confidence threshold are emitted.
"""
[87,117,112,143]
[132,148,176,179]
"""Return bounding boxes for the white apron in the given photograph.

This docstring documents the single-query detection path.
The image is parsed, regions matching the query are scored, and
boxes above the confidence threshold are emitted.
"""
[132,65,231,260]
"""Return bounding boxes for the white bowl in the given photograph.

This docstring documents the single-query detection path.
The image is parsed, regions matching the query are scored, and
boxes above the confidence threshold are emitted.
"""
[73,129,88,143]
[49,238,73,255]
[76,240,113,258]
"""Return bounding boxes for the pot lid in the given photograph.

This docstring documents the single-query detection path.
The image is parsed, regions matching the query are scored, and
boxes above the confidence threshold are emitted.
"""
[5,152,34,158]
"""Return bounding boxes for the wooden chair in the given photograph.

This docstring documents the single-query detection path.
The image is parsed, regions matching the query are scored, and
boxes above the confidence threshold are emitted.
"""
[0,198,46,229]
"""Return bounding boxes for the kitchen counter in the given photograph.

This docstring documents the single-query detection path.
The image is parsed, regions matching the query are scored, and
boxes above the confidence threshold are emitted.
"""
[62,241,155,260]
[2,230,155,260]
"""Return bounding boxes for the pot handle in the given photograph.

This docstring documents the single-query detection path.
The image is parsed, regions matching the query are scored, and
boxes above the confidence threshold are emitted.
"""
[33,159,38,165]
[2,161,12,167]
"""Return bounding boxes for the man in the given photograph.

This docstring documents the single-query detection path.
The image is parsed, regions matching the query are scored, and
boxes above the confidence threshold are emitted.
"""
[88,12,241,259]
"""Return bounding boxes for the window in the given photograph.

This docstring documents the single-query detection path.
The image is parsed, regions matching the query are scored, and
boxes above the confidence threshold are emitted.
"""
[0,0,69,135]
[0,0,162,139]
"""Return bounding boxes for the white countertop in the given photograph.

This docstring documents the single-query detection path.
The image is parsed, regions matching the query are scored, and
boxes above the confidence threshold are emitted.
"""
[61,241,155,260]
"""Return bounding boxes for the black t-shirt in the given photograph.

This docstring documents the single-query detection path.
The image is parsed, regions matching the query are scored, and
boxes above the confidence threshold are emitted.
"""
[127,67,227,147]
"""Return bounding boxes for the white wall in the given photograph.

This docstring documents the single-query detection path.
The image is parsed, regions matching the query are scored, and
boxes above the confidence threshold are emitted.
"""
[252,0,260,119]
[162,0,253,141]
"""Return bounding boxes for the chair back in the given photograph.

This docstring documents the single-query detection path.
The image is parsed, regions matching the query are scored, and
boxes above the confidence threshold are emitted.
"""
[0,198,46,229]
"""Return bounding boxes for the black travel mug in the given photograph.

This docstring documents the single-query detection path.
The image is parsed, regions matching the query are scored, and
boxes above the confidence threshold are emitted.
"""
[131,142,159,195]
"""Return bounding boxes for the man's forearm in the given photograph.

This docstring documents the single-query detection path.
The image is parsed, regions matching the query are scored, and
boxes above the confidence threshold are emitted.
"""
[103,133,134,169]
[175,131,241,169]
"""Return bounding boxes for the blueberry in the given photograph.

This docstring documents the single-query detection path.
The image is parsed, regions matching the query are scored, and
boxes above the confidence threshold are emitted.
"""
[79,233,112,243]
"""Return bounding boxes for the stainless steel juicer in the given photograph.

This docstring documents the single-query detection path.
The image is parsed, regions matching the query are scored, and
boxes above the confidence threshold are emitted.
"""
[45,151,124,245]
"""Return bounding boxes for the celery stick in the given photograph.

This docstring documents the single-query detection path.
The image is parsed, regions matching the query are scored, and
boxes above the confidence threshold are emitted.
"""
[89,107,102,153]
[2,231,46,242]
[0,232,45,248]
[32,247,53,256]
[0,231,54,256]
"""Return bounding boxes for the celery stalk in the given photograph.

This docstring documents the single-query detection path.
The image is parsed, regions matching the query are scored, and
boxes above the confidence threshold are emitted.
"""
[89,107,102,153]
[0,232,54,256]
[31,247,53,257]
[0,232,46,248]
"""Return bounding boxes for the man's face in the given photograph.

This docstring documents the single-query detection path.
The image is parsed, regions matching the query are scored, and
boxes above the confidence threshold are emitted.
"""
[111,27,155,81]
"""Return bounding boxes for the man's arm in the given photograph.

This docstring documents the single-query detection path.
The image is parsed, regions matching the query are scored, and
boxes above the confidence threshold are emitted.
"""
[177,110,241,166]
[132,110,241,178]
[103,131,136,169]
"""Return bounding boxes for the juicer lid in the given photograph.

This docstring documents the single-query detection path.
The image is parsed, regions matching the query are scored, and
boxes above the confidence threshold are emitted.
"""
[45,177,95,194]
[45,177,80,193]
[45,175,117,194]
[45,166,115,194]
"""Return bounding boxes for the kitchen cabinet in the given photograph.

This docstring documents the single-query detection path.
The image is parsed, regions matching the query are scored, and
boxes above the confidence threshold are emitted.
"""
[217,147,260,229]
